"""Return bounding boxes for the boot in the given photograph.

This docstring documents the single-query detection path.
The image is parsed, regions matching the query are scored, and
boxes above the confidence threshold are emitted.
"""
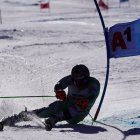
[44,117,58,131]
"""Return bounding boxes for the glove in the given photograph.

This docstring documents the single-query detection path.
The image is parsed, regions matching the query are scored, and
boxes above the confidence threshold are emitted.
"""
[55,90,66,101]
[76,99,89,110]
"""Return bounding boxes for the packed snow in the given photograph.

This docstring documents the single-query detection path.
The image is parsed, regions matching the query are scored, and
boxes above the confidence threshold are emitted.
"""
[0,0,140,139]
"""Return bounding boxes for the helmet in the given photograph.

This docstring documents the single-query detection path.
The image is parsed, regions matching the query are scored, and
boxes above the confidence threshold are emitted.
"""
[71,64,90,89]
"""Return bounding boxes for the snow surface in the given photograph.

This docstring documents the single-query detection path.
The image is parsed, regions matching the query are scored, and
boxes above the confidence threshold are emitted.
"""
[0,0,140,139]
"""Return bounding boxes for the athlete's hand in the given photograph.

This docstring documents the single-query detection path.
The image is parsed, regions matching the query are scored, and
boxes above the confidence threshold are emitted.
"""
[55,90,66,101]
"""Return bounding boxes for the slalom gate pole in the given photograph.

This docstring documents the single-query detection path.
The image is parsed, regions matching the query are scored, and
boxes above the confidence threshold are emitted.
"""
[0,95,55,99]
[88,113,94,125]
[92,0,110,121]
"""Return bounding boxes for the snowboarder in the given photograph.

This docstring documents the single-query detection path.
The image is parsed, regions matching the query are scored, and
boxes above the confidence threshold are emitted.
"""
[0,64,100,131]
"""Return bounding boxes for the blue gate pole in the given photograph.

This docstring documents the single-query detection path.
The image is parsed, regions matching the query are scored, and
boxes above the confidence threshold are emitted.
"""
[92,0,110,121]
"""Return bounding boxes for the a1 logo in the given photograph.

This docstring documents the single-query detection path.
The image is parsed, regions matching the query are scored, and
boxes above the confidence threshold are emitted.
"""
[111,26,133,52]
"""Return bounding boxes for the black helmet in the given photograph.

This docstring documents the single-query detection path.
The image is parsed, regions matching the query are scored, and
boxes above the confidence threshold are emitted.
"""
[71,64,90,89]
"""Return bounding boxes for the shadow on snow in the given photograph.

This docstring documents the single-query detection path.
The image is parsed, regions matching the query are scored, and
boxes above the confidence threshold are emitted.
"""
[55,123,107,134]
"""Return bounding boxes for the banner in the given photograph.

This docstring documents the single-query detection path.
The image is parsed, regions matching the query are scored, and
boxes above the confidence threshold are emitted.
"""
[40,1,50,9]
[108,19,140,58]
[120,0,129,2]
[98,0,108,10]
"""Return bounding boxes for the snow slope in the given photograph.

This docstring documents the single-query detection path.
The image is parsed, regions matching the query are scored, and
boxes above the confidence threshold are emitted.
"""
[0,0,140,139]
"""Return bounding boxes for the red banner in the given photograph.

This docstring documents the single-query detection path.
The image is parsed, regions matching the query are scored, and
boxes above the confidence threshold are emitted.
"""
[40,2,50,9]
[98,0,108,10]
